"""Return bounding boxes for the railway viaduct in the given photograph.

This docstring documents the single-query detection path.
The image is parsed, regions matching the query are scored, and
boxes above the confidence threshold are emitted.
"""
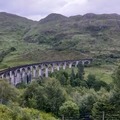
[0,59,92,85]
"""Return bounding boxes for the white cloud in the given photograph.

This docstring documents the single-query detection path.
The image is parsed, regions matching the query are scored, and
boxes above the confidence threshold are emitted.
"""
[56,0,88,16]
[0,0,120,20]
[57,0,120,16]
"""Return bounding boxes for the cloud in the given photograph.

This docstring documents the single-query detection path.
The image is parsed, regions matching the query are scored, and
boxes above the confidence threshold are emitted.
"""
[0,0,68,19]
[57,0,120,16]
[57,0,88,16]
[0,0,120,20]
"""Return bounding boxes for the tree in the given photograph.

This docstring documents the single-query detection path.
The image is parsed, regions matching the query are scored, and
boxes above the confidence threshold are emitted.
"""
[87,74,110,91]
[22,78,66,116]
[91,88,120,120]
[62,71,69,80]
[112,66,120,89]
[77,62,84,80]
[108,65,120,118]
[0,104,14,120]
[10,47,16,51]
[59,101,79,119]
[72,78,80,87]
[92,66,120,119]
[92,98,116,119]
[40,78,66,115]
[20,81,40,108]
[59,74,67,85]
[92,80,109,91]
[0,79,18,104]
[70,68,76,86]
[52,71,69,85]
[87,74,96,88]
[0,104,58,120]
[108,89,120,118]
[79,94,96,119]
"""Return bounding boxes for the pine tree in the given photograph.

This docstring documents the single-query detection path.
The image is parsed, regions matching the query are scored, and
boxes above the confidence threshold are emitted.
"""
[60,74,67,85]
[77,62,84,80]
[70,68,76,86]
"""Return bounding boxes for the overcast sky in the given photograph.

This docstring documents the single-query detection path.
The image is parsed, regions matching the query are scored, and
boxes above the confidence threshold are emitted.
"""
[0,0,120,21]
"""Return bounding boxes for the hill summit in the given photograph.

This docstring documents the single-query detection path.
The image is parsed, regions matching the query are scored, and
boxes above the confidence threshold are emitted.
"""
[40,13,68,23]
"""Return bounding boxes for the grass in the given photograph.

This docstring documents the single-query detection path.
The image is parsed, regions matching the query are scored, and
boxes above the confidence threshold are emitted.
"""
[0,46,89,70]
[84,65,115,84]
[0,40,116,84]
[63,64,116,84]
[0,38,53,69]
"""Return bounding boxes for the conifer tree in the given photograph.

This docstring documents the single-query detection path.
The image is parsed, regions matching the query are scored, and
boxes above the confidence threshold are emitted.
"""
[70,68,76,86]
[77,62,84,80]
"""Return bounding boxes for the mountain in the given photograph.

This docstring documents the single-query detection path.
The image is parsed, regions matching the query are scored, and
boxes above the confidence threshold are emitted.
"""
[24,13,120,52]
[0,12,36,41]
[39,13,68,23]
[0,12,120,69]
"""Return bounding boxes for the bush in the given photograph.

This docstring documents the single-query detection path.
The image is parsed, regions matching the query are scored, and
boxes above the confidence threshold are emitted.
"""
[10,47,16,51]
[0,104,59,120]
[16,82,27,89]
[0,79,19,104]
[59,101,79,118]
[87,74,110,91]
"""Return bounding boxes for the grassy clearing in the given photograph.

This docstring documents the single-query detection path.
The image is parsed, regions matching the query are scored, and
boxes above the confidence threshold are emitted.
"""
[84,65,115,84]
[64,64,116,84]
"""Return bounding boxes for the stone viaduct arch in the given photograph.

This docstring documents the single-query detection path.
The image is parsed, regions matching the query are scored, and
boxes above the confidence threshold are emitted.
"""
[0,59,92,85]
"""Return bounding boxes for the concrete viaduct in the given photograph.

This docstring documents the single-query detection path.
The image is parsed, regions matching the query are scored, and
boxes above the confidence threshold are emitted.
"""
[0,59,92,85]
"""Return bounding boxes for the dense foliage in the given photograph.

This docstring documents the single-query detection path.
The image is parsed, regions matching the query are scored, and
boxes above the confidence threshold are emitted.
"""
[1,64,120,120]
[0,104,58,120]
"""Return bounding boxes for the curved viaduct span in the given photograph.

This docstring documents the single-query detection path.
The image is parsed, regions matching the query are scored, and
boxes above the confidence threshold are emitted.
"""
[0,59,92,85]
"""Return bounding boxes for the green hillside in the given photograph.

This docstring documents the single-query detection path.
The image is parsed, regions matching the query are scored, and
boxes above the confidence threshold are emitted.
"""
[0,12,120,69]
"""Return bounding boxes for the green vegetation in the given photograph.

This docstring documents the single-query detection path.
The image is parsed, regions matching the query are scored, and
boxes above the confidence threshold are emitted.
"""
[0,79,18,104]
[21,78,66,116]
[0,65,120,119]
[0,12,120,70]
[0,104,58,120]
[0,12,120,119]
[59,101,79,118]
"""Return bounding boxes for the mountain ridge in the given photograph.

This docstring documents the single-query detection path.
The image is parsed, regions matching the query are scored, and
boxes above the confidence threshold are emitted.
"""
[1,12,120,21]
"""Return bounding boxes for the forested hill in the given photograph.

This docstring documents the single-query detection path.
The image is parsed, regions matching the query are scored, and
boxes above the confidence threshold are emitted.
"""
[0,12,120,68]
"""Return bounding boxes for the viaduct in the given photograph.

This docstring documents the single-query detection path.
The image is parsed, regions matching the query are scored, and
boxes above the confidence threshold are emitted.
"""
[0,59,92,85]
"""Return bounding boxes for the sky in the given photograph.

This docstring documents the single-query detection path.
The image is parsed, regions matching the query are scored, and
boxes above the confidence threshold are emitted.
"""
[0,0,120,21]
